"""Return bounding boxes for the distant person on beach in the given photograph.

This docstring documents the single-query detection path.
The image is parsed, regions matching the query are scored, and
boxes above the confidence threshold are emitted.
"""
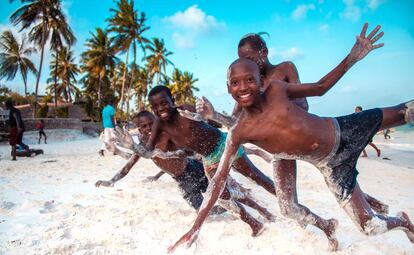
[383,128,391,140]
[168,57,414,252]
[36,119,47,144]
[355,106,381,157]
[99,98,116,156]
[5,99,29,161]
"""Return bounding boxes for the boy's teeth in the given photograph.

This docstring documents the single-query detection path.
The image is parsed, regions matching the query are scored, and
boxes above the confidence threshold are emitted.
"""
[240,94,250,98]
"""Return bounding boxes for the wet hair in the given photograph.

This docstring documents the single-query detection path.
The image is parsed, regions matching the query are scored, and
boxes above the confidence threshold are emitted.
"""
[133,110,154,121]
[238,32,269,51]
[148,85,173,100]
[355,106,363,111]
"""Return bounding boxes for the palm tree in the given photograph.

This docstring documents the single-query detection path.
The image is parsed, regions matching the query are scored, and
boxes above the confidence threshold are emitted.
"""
[0,30,37,95]
[169,68,199,105]
[145,37,173,85]
[47,47,79,102]
[10,0,74,117]
[107,0,150,116]
[81,28,118,108]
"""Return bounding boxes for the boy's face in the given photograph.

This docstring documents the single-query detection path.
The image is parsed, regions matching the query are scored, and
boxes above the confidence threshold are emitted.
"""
[238,43,267,74]
[149,91,175,121]
[227,60,262,107]
[134,116,154,137]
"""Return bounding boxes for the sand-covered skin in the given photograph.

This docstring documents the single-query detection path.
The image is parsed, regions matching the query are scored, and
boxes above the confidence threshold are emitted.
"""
[0,130,413,254]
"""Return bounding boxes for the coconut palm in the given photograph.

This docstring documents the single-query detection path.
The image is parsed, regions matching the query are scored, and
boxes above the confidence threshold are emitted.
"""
[169,68,199,105]
[0,30,37,95]
[10,0,74,116]
[47,47,79,102]
[107,0,150,116]
[145,37,173,85]
[81,28,118,108]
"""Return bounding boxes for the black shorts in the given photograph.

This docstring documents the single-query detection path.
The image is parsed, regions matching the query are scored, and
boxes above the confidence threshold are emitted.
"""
[9,127,23,146]
[174,159,209,209]
[318,108,383,204]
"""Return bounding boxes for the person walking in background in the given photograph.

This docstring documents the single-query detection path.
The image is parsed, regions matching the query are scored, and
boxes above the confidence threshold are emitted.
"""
[36,119,47,144]
[99,98,116,156]
[4,99,29,160]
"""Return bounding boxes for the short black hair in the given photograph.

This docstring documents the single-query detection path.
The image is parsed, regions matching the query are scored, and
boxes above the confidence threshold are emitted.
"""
[133,110,154,120]
[238,33,268,51]
[5,98,13,107]
[355,106,363,111]
[148,85,173,100]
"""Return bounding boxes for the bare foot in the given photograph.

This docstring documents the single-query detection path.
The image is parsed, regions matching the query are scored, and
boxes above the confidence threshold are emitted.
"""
[251,221,265,237]
[398,212,414,243]
[325,218,339,251]
[361,154,367,158]
[404,100,414,123]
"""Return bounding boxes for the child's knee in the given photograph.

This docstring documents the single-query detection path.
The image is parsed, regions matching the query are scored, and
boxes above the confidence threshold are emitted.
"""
[360,216,388,236]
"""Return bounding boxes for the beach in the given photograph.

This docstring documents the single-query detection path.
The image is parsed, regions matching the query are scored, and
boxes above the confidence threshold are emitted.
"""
[0,129,413,254]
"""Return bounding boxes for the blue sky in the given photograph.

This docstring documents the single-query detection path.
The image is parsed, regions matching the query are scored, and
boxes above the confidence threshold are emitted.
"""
[1,0,413,117]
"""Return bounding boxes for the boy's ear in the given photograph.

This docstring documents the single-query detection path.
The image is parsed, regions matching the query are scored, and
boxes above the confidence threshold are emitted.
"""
[227,82,230,93]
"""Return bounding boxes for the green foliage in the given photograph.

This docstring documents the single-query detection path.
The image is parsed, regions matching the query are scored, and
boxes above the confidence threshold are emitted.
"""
[56,106,69,118]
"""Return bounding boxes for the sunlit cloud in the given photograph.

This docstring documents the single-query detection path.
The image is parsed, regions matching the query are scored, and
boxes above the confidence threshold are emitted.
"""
[291,4,315,21]
[268,47,304,61]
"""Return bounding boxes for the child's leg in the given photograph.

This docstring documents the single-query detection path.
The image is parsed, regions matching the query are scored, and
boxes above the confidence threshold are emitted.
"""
[38,132,41,144]
[343,183,414,242]
[274,160,339,251]
[361,149,368,157]
[232,154,276,195]
[368,142,381,157]
[243,145,273,163]
[364,193,389,215]
[380,101,413,130]
[237,196,275,222]
[205,169,264,236]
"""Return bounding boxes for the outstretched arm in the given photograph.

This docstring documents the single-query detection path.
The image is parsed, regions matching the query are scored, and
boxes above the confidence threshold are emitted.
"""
[168,131,240,253]
[286,23,384,99]
[145,171,166,182]
[95,154,141,187]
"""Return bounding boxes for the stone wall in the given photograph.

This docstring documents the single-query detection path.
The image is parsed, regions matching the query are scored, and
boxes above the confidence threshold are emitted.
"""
[23,118,102,136]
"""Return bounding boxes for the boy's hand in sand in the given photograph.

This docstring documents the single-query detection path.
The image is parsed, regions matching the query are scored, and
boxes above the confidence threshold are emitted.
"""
[348,23,384,66]
[177,108,204,122]
[95,180,114,187]
[168,229,199,253]
[196,96,215,120]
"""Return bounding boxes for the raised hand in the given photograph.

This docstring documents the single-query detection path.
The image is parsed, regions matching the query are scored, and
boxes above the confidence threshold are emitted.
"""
[167,229,199,253]
[177,108,204,122]
[348,23,384,65]
[196,96,215,119]
[95,180,114,187]
[112,127,134,151]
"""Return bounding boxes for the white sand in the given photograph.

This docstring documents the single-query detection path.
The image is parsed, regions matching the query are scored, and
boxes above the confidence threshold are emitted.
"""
[0,129,413,254]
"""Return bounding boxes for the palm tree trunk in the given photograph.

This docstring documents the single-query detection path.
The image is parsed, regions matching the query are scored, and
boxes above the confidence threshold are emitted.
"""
[119,49,129,118]
[53,50,59,118]
[67,78,72,103]
[98,73,102,109]
[21,73,28,96]
[33,22,47,118]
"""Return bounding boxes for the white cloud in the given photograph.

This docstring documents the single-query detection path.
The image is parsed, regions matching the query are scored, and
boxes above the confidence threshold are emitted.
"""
[291,4,315,21]
[163,5,226,48]
[163,5,225,33]
[268,47,304,61]
[341,0,361,22]
[319,24,329,31]
[367,0,386,10]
